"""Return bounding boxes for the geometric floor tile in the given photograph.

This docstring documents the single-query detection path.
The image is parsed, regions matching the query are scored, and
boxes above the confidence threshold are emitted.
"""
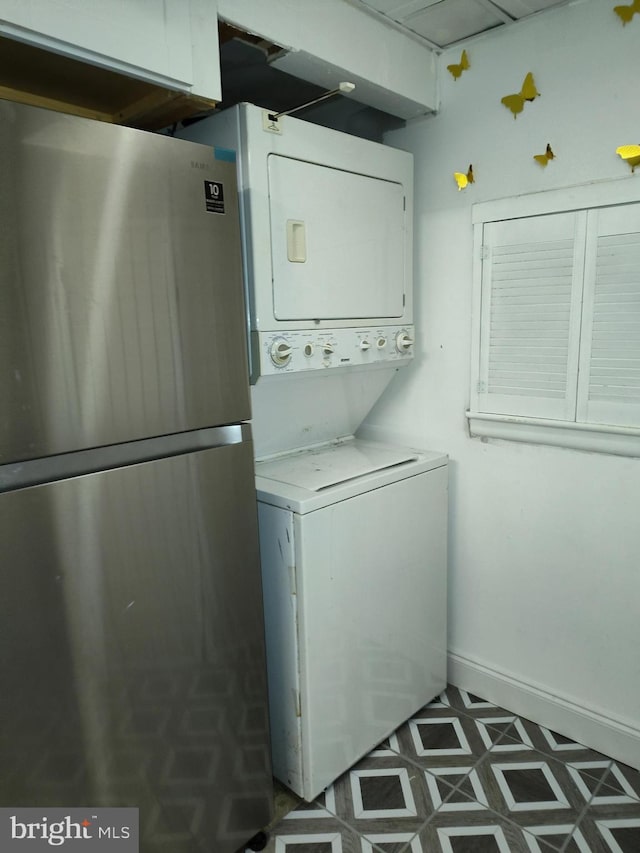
[414,808,557,853]
[522,825,590,853]
[573,798,640,851]
[265,686,640,853]
[428,691,454,709]
[361,833,423,853]
[493,715,614,779]
[596,763,640,803]
[350,768,417,819]
[409,718,473,757]
[566,762,612,802]
[539,728,585,752]
[491,762,570,812]
[322,753,435,839]
[458,690,499,711]
[283,789,337,820]
[394,711,507,774]
[596,818,640,853]
[267,819,364,853]
[424,768,489,811]
[612,764,640,799]
[370,734,401,758]
[568,794,640,853]
[439,688,498,715]
[471,754,585,816]
[481,719,534,753]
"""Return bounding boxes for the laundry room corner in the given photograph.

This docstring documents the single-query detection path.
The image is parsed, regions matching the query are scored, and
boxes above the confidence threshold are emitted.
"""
[360,0,640,770]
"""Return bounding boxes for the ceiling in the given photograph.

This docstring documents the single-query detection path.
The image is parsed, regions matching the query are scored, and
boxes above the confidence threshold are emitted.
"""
[353,0,574,49]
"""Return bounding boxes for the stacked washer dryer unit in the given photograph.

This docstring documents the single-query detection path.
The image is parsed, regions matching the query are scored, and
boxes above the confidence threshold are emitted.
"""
[179,103,447,802]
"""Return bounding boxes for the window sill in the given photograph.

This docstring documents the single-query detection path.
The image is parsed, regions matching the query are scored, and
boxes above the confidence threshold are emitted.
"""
[466,412,640,458]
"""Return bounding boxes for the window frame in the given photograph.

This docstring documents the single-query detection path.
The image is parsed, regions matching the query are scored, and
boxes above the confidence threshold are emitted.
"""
[468,178,640,457]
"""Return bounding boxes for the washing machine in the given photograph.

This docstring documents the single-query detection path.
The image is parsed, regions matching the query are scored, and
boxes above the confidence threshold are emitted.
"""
[255,438,447,802]
[178,104,447,801]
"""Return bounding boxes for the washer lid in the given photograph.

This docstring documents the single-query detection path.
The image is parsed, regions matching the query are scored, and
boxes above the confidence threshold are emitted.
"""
[255,440,418,491]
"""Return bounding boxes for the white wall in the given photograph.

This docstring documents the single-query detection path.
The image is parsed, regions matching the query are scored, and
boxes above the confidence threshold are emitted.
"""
[363,0,640,766]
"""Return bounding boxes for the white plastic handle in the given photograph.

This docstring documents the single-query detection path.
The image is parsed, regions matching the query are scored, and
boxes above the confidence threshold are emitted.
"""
[287,220,307,263]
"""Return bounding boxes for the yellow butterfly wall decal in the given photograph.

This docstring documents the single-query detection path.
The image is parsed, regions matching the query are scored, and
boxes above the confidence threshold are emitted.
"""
[447,50,470,80]
[454,165,474,191]
[534,144,555,167]
[616,145,640,172]
[614,0,640,24]
[501,72,540,118]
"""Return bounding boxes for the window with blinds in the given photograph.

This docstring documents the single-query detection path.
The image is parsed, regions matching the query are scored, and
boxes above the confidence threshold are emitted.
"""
[468,193,640,456]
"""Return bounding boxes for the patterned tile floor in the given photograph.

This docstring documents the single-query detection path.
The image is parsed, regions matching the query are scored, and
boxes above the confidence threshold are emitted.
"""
[260,686,640,853]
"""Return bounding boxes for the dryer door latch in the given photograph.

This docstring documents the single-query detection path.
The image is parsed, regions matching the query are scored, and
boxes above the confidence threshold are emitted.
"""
[287,220,307,263]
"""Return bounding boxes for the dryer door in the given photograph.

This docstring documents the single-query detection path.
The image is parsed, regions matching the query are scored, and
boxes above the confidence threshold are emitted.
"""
[268,154,406,321]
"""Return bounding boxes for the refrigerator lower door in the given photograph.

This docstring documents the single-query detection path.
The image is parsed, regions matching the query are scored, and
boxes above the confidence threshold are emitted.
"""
[0,442,272,853]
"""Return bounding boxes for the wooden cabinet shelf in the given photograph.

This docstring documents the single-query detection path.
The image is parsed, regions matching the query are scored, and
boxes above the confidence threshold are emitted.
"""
[0,35,217,129]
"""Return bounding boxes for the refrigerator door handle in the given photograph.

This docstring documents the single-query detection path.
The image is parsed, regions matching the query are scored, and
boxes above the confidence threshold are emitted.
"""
[0,424,253,493]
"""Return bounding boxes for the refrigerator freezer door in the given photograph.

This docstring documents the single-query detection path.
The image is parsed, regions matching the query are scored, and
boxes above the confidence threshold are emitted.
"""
[0,441,272,852]
[0,100,250,464]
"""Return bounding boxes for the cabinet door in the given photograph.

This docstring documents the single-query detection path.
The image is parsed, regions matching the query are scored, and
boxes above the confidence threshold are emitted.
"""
[0,0,220,100]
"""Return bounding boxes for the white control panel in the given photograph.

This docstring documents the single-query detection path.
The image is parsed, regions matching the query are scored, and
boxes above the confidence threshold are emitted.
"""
[253,326,415,377]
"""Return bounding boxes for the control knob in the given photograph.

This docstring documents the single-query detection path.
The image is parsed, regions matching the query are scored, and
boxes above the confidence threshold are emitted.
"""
[270,339,292,367]
[395,331,415,353]
[323,342,335,355]
[359,339,371,351]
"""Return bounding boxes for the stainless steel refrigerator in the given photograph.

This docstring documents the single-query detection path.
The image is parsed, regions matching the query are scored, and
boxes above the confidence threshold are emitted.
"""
[0,100,272,852]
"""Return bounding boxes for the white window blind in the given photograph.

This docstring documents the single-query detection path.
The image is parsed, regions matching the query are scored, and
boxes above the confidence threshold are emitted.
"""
[478,212,585,420]
[578,203,640,428]
[469,188,640,456]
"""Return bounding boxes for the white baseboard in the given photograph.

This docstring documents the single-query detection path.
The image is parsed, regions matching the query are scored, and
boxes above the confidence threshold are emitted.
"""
[448,651,640,771]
